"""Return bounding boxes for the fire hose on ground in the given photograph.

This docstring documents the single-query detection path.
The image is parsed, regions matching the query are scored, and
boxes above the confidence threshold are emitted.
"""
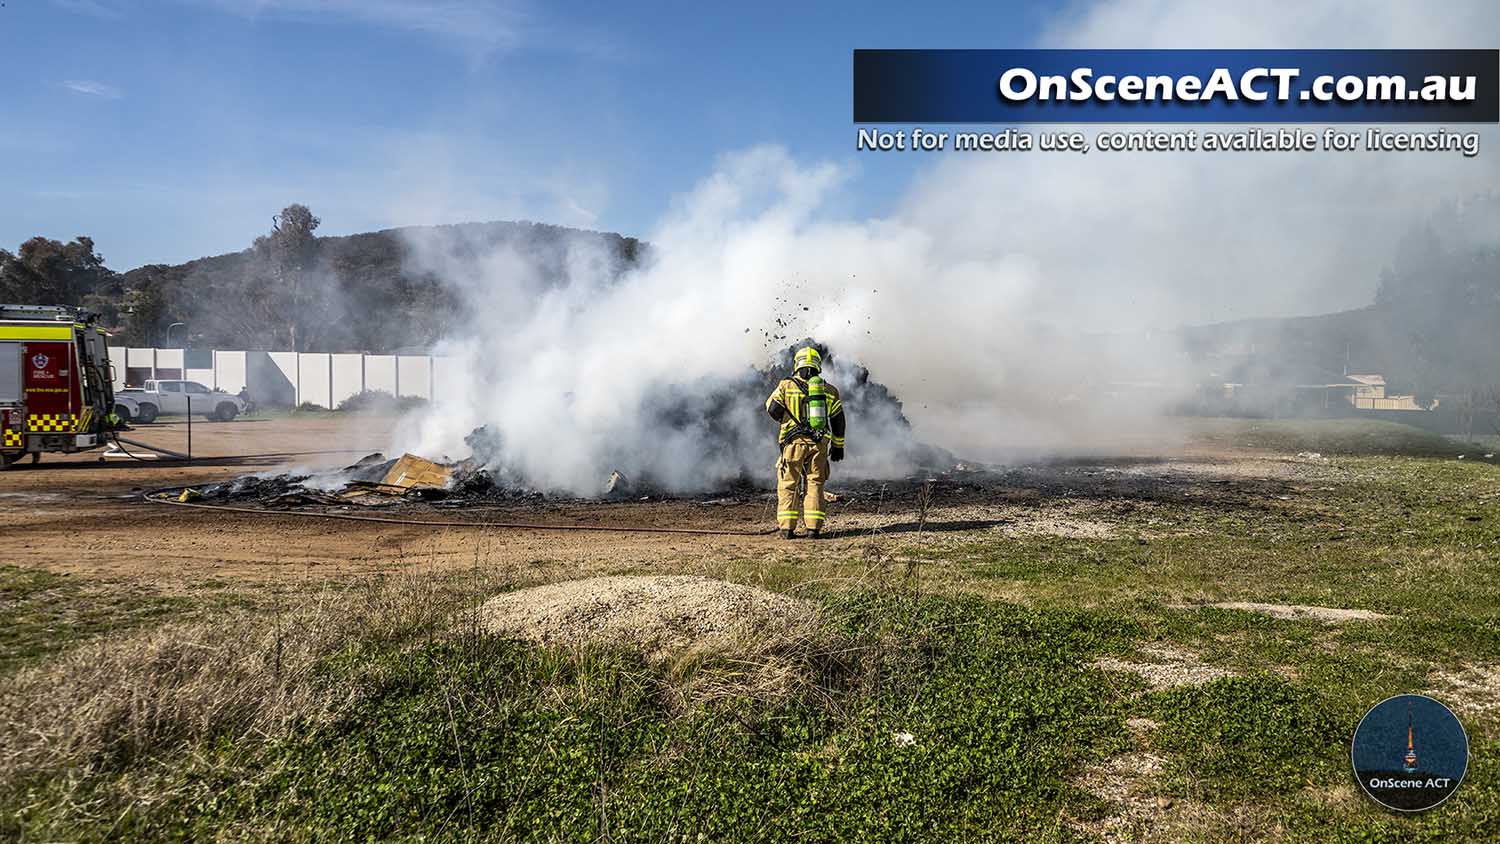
[141,488,777,536]
[110,433,191,461]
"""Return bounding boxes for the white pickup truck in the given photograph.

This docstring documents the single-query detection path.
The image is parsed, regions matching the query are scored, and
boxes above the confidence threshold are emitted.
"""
[114,380,249,423]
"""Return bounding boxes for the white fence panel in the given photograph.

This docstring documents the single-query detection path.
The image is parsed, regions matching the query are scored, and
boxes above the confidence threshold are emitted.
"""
[214,351,247,394]
[432,356,462,403]
[396,356,431,399]
[365,355,397,395]
[155,348,184,371]
[267,352,300,406]
[331,354,365,406]
[108,347,126,391]
[297,354,331,408]
[268,353,297,383]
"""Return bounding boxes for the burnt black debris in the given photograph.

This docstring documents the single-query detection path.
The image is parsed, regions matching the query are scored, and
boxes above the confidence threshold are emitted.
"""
[445,465,545,502]
[194,473,320,506]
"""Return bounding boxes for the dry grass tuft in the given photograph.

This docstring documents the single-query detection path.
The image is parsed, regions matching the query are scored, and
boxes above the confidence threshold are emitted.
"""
[658,619,852,713]
[0,569,496,786]
[2,612,330,779]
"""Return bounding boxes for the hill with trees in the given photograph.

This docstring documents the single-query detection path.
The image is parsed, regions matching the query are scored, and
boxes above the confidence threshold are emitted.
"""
[0,205,643,353]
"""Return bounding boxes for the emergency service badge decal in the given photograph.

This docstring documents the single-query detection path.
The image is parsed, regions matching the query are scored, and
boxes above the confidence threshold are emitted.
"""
[31,354,48,369]
[1352,694,1468,812]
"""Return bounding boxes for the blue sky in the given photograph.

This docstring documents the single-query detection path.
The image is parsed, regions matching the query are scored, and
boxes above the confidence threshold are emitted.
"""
[1,0,1056,269]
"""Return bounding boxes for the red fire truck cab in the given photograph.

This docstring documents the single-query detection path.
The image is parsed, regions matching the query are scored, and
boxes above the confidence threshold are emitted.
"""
[1,305,117,468]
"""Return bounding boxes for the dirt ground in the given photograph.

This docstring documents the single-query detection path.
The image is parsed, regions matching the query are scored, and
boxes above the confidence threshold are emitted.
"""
[0,414,1325,585]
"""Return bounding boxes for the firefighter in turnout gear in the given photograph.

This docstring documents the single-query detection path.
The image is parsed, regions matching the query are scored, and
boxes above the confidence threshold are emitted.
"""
[765,346,846,539]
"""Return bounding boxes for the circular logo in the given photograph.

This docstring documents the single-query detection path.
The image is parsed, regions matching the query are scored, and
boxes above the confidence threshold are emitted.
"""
[1352,694,1468,812]
[31,353,49,369]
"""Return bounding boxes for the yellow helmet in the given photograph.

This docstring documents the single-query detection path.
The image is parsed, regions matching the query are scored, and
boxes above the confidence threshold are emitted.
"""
[794,346,822,375]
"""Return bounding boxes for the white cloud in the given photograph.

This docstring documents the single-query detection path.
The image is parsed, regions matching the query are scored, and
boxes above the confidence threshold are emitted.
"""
[61,79,123,99]
[50,0,127,19]
[556,195,600,227]
[202,0,528,54]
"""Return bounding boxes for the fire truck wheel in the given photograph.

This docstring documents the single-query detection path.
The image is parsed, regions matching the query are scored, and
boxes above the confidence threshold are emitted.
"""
[136,403,159,424]
[113,403,133,423]
[213,402,238,422]
[1,452,19,469]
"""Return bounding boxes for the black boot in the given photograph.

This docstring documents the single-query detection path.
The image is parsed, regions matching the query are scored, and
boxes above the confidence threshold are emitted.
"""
[807,527,822,539]
[781,528,796,540]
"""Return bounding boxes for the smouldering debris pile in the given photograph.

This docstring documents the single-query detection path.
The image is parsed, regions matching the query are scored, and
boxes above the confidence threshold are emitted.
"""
[560,340,954,493]
[185,342,954,506]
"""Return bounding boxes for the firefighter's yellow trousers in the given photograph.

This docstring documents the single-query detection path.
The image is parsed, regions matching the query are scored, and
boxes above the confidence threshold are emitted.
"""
[776,438,830,531]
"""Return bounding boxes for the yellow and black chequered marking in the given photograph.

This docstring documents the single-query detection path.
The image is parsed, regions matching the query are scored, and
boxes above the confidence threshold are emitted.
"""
[27,413,77,433]
[2,429,20,448]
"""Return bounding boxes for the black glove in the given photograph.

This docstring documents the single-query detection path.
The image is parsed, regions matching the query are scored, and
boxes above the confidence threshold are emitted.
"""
[830,446,844,462]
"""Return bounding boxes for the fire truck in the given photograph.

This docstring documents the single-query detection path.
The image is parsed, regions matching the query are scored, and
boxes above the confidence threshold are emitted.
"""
[1,305,117,468]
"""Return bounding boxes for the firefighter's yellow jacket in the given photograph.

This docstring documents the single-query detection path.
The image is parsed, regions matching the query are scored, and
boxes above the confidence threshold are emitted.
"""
[765,377,846,448]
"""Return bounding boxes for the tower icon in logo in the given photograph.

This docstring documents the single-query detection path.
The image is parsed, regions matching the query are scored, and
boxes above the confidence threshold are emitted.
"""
[1403,702,1419,774]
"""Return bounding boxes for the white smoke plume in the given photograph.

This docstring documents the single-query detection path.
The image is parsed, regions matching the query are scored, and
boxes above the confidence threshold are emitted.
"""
[394,0,1497,494]
[395,146,1181,493]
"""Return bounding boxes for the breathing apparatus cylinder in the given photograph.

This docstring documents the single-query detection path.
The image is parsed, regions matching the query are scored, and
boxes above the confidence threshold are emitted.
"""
[806,375,828,434]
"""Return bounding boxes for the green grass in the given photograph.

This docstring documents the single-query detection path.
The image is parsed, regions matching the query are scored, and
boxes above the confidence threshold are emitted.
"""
[1147,675,1345,799]
[4,418,1500,841]
[0,565,188,672]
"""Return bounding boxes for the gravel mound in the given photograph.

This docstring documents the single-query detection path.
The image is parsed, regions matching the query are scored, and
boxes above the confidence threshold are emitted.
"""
[1093,643,1235,689]
[1206,602,1389,623]
[479,575,821,661]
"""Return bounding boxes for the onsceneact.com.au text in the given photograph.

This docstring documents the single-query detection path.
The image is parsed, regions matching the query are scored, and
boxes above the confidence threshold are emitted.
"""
[998,67,1478,104]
